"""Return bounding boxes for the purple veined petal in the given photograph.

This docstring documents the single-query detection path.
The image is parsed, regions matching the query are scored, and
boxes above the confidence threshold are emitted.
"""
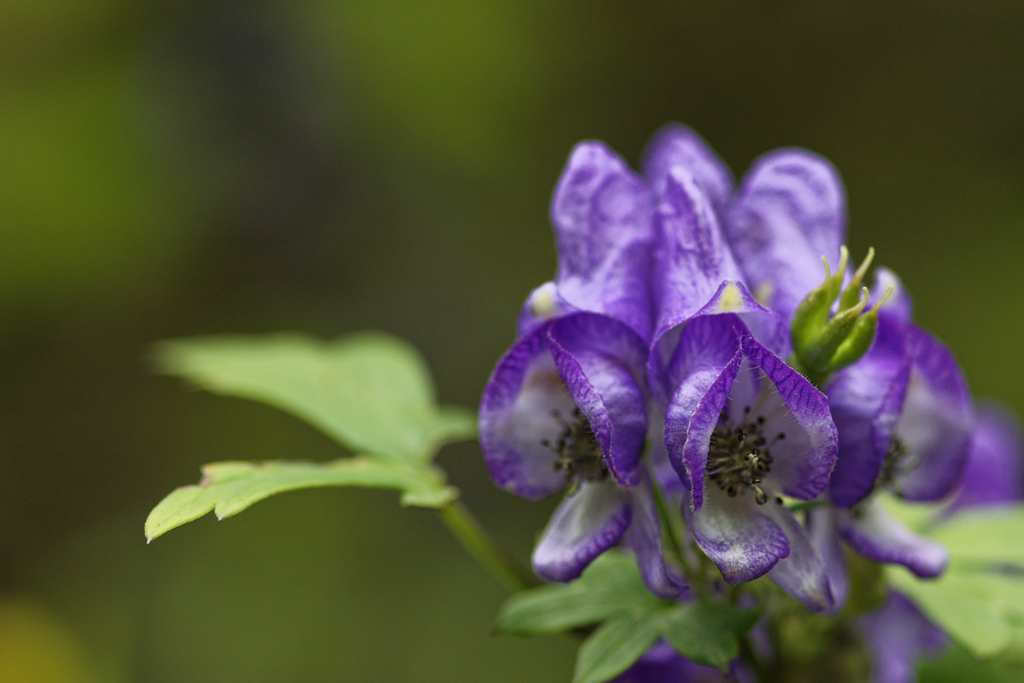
[651,166,744,343]
[856,591,949,683]
[479,324,573,499]
[837,500,947,578]
[764,503,835,612]
[739,333,838,501]
[724,149,847,320]
[610,641,728,683]
[641,124,735,213]
[551,142,656,342]
[682,483,790,584]
[827,314,913,507]
[620,473,688,599]
[892,326,974,502]
[517,281,577,337]
[948,400,1024,512]
[547,312,650,488]
[663,314,745,508]
[808,507,849,613]
[649,279,788,406]
[691,280,791,357]
[532,480,632,582]
[870,267,913,326]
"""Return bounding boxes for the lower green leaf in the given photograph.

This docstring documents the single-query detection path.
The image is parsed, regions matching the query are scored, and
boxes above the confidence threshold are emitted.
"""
[145,457,457,541]
[888,565,1021,658]
[495,552,664,635]
[661,601,761,672]
[573,613,664,683]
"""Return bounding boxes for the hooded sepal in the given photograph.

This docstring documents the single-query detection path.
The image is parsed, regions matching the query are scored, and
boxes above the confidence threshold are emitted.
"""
[551,142,656,342]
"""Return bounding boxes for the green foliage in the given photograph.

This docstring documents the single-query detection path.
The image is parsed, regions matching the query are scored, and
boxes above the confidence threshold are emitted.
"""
[885,504,1024,659]
[155,333,475,465]
[573,614,664,683]
[495,553,663,635]
[145,458,457,542]
[147,333,475,540]
[496,553,760,681]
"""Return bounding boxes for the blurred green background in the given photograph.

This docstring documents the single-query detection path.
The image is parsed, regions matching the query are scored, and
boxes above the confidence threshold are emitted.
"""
[1,1,1022,681]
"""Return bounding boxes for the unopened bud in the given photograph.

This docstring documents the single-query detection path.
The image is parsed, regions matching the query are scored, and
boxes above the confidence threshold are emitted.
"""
[839,247,875,312]
[828,286,894,372]
[790,252,846,358]
[800,287,869,375]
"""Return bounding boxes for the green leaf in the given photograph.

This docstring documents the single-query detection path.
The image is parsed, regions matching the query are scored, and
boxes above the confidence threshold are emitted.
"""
[154,333,476,464]
[884,504,1024,659]
[930,508,1024,568]
[494,552,663,636]
[660,601,761,672]
[573,613,665,683]
[888,565,1016,657]
[145,457,457,541]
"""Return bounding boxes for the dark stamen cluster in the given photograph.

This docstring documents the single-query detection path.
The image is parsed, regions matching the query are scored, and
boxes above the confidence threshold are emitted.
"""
[877,436,918,490]
[706,407,785,505]
[541,407,609,484]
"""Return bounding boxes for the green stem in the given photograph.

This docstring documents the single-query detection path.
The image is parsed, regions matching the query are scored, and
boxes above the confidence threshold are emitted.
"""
[436,500,541,592]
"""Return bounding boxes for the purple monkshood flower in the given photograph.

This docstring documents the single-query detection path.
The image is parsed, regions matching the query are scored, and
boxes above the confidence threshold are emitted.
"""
[637,129,840,611]
[947,400,1024,512]
[479,141,682,597]
[852,401,1024,683]
[640,125,973,587]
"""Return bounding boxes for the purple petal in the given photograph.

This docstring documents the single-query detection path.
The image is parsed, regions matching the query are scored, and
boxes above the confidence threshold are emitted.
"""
[949,400,1024,512]
[663,314,744,508]
[682,484,790,584]
[479,325,572,499]
[547,313,649,488]
[870,267,914,325]
[893,326,973,502]
[740,333,838,501]
[857,591,949,683]
[765,503,834,611]
[837,500,948,578]
[690,280,790,356]
[808,507,849,613]
[532,481,632,582]
[641,124,735,212]
[724,149,847,319]
[826,314,913,507]
[620,474,687,599]
[517,281,577,337]
[650,167,745,347]
[551,142,656,342]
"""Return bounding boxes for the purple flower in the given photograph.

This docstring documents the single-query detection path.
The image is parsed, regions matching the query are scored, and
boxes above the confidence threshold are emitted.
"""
[639,129,840,610]
[947,400,1024,512]
[646,126,974,516]
[648,123,973,513]
[479,142,681,596]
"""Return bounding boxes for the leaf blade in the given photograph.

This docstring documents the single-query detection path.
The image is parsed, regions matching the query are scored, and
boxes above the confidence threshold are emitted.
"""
[495,552,663,635]
[660,601,761,672]
[573,614,664,683]
[145,457,456,541]
[155,332,476,464]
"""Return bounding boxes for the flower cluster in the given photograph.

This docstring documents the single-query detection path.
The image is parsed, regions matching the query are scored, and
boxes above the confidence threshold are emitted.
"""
[478,125,1020,681]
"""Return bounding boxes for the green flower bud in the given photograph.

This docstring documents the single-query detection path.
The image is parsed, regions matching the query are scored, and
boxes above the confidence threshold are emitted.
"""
[828,286,894,373]
[838,247,875,312]
[800,286,869,375]
[790,247,848,358]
